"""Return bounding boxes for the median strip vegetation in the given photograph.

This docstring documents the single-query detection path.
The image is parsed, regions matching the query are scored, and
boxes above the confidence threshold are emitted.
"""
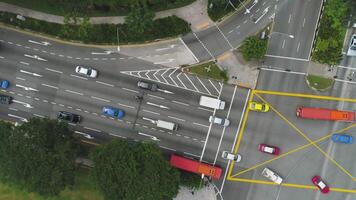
[0,11,190,44]
[306,74,334,91]
[186,61,228,82]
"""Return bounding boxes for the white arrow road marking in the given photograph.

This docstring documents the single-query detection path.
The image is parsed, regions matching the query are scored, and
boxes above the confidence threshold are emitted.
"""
[142,117,156,124]
[12,100,33,108]
[15,84,39,92]
[157,89,174,94]
[28,40,50,46]
[8,114,28,122]
[155,45,177,51]
[19,70,43,77]
[138,132,160,141]
[24,54,47,61]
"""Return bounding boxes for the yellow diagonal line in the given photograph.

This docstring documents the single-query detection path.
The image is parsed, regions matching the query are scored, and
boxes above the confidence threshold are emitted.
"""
[255,93,356,180]
[254,90,356,103]
[228,90,255,178]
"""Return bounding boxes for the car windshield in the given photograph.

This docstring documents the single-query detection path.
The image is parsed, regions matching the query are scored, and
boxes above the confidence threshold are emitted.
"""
[87,69,92,75]
[318,181,326,189]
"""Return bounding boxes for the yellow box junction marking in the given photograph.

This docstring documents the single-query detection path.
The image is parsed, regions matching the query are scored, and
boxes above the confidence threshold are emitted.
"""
[227,89,356,194]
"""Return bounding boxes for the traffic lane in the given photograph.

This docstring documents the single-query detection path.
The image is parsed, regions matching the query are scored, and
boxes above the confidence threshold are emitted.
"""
[181,32,212,62]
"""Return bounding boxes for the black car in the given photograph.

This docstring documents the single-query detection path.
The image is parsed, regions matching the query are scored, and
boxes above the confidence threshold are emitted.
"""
[137,81,158,91]
[57,111,81,123]
[0,95,12,104]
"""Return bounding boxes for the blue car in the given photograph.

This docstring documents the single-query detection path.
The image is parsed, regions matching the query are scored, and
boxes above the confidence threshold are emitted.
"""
[331,134,353,144]
[102,106,125,119]
[0,80,9,89]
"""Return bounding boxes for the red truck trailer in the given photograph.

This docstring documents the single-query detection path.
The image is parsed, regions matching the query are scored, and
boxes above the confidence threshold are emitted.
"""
[169,154,222,180]
[296,106,355,122]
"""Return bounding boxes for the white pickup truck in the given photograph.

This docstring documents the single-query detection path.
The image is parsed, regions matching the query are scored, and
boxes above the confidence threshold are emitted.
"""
[262,168,283,184]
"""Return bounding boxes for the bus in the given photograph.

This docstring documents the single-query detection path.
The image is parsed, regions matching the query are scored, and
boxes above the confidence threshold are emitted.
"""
[296,106,355,122]
[169,154,222,180]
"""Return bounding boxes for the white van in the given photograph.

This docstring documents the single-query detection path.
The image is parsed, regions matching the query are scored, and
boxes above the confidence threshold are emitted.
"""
[199,96,225,110]
[156,120,178,131]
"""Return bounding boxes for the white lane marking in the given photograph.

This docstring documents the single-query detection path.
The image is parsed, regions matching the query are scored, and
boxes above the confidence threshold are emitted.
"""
[197,107,214,112]
[59,54,64,57]
[96,81,114,87]
[108,133,127,139]
[45,68,63,74]
[196,76,211,95]
[20,61,29,65]
[302,18,306,27]
[172,100,189,106]
[208,80,219,94]
[50,52,56,55]
[143,109,160,115]
[91,96,110,102]
[84,126,101,132]
[159,145,176,151]
[288,14,292,23]
[260,67,306,75]
[9,107,18,111]
[19,70,42,77]
[179,37,199,63]
[168,116,186,122]
[282,40,286,49]
[228,29,234,34]
[18,93,23,96]
[243,20,247,24]
[59,104,64,107]
[219,89,250,194]
[122,87,139,93]
[297,42,300,52]
[184,152,200,158]
[33,114,45,118]
[0,56,4,59]
[8,114,28,122]
[193,122,209,128]
[15,84,39,92]
[43,99,48,103]
[70,74,88,80]
[16,77,26,81]
[41,83,58,89]
[118,103,135,109]
[148,94,165,100]
[65,89,83,96]
[264,54,309,61]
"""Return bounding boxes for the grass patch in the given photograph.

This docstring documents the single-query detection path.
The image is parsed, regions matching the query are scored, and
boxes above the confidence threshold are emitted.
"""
[0,168,103,200]
[207,0,240,21]
[188,61,228,82]
[306,74,334,91]
[1,0,195,17]
[0,12,190,44]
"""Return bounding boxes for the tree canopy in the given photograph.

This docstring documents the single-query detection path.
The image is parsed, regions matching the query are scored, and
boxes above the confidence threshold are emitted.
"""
[90,139,180,200]
[240,36,267,61]
[125,2,155,38]
[0,119,78,196]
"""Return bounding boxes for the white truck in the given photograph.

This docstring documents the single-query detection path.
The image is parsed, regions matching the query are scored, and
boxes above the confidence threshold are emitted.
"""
[262,168,283,184]
[199,96,225,110]
[156,120,178,131]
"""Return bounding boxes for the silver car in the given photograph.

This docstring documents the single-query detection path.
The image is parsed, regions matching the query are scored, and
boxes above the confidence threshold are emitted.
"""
[209,116,230,127]
[75,66,98,78]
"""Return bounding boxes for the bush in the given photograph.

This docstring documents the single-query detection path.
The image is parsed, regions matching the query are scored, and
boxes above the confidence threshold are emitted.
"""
[240,36,267,61]
[0,12,190,44]
[179,171,202,190]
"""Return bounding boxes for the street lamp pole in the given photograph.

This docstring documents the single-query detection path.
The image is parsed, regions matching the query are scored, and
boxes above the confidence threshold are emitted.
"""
[117,27,120,52]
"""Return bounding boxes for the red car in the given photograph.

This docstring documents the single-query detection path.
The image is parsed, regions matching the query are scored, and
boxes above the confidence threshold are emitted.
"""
[258,144,280,155]
[311,176,330,194]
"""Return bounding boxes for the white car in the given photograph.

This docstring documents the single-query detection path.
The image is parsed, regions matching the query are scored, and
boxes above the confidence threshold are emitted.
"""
[75,66,98,78]
[347,34,356,56]
[221,151,241,162]
[262,168,283,184]
[209,116,230,127]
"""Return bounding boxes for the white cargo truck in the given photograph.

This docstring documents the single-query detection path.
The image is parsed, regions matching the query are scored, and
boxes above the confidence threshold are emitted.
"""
[199,96,225,110]
[156,120,178,131]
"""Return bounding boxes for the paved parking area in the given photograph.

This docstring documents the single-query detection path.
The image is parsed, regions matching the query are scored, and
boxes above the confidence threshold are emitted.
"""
[121,67,223,97]
[225,90,356,199]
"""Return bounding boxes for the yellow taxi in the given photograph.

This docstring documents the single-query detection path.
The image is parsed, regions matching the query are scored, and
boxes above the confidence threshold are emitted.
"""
[249,102,269,112]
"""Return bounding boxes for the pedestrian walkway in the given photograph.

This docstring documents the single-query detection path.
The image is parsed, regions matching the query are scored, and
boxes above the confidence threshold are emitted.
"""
[0,1,213,31]
[174,186,216,200]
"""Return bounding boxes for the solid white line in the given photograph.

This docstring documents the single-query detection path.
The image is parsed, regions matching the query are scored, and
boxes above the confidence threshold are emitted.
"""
[45,68,63,74]
[264,54,309,61]
[196,76,211,95]
[96,81,114,87]
[208,80,219,94]
[122,87,139,93]
[297,42,300,52]
[160,69,169,84]
[65,89,83,96]
[84,127,101,132]
[70,74,88,80]
[41,83,58,89]
[213,85,237,165]
[179,37,199,63]
[118,103,135,109]
[16,77,26,81]
[168,68,179,87]
[335,65,355,70]
[168,116,186,122]
[193,122,209,128]
[307,0,324,60]
[192,32,215,60]
[288,14,292,23]
[148,94,165,100]
[108,133,127,139]
[260,67,306,75]
[219,89,250,194]
[172,100,189,106]
[143,109,160,115]
[33,114,45,118]
[20,61,29,65]
[197,107,214,112]
[159,145,177,151]
[282,40,285,49]
[91,96,110,102]
[184,152,200,158]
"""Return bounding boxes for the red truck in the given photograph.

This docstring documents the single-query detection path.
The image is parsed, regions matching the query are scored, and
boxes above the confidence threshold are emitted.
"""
[296,106,355,122]
[170,154,222,180]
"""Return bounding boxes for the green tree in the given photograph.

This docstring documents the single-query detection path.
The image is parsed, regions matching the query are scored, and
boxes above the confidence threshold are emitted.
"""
[0,118,78,196]
[240,36,267,61]
[180,171,202,190]
[125,2,155,37]
[90,139,180,200]
[78,16,92,42]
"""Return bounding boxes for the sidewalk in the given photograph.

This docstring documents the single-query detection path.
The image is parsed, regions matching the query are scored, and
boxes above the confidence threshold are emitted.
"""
[174,185,216,200]
[0,1,213,31]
